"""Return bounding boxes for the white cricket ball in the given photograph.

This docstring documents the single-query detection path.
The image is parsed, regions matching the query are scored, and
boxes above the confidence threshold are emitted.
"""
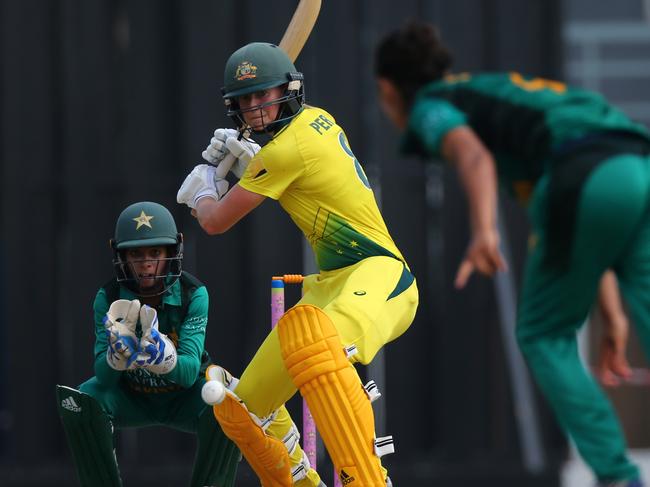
[201,380,226,405]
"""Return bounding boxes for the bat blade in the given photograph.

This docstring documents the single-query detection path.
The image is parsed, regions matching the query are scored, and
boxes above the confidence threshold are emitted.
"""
[278,0,322,62]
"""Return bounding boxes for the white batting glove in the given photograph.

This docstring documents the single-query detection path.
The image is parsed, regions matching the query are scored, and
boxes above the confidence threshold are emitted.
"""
[205,364,240,391]
[224,136,261,178]
[176,164,229,209]
[202,128,240,165]
[103,299,141,371]
[135,305,177,374]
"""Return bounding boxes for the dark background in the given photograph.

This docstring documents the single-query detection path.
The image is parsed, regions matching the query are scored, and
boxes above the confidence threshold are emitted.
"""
[1,1,647,486]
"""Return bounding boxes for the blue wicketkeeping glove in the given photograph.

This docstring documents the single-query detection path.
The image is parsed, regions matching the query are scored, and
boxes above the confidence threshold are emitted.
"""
[135,305,177,374]
[103,299,141,371]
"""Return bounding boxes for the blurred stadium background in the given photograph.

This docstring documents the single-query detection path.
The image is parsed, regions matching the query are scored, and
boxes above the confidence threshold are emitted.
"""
[1,0,649,485]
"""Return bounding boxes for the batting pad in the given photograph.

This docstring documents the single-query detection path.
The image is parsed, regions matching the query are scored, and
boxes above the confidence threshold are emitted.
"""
[277,305,385,486]
[213,392,293,487]
[55,385,122,487]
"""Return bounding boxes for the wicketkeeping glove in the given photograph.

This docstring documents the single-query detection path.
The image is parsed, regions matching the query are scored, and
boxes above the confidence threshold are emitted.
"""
[135,305,177,374]
[176,164,229,209]
[104,299,141,371]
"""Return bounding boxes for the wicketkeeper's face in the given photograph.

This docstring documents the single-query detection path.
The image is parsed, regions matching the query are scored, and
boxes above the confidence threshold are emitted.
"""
[237,86,286,131]
[124,246,169,289]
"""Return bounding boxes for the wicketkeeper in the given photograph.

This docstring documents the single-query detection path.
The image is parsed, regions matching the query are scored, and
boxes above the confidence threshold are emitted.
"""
[56,201,240,486]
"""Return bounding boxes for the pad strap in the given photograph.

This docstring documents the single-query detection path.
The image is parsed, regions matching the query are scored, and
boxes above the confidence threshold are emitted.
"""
[374,436,395,458]
[363,380,382,403]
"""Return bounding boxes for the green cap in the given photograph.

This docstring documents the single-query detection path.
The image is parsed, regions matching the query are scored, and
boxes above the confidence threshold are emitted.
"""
[113,202,179,249]
[223,42,299,99]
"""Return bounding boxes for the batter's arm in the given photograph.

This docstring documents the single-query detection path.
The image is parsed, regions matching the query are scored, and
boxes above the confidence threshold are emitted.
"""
[193,184,266,235]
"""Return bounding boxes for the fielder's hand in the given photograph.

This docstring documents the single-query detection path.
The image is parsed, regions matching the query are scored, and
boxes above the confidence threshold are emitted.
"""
[597,312,632,387]
[104,299,141,371]
[135,305,177,374]
[454,228,507,289]
[177,164,229,209]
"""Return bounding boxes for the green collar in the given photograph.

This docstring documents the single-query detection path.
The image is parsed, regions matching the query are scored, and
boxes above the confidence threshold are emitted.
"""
[119,277,182,307]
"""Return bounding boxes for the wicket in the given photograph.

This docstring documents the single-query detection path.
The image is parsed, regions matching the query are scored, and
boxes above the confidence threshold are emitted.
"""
[271,275,343,487]
[271,274,317,469]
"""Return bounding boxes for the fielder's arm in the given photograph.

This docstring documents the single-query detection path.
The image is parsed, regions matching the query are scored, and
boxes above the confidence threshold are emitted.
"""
[162,285,210,388]
[441,126,507,287]
[596,270,632,385]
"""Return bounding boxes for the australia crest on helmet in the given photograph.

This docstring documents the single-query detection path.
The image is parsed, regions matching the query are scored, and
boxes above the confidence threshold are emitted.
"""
[235,61,257,81]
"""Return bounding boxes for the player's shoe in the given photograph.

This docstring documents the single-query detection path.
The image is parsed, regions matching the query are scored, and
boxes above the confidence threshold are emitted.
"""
[314,476,392,486]
[596,480,644,487]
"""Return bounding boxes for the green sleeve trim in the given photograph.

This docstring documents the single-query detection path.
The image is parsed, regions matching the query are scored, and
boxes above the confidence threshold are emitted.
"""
[402,98,467,156]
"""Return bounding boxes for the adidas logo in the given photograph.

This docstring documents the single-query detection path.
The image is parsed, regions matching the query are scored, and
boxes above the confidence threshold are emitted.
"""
[61,396,81,413]
[339,469,355,485]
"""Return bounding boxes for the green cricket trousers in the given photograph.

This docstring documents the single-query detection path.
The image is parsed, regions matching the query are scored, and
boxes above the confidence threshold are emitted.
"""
[517,149,650,483]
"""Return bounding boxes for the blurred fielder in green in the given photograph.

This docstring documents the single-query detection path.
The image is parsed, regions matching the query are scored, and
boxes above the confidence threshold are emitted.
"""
[375,20,650,487]
[56,201,240,486]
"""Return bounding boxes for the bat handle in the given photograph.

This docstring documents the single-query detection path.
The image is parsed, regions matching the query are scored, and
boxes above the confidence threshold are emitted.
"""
[214,154,237,179]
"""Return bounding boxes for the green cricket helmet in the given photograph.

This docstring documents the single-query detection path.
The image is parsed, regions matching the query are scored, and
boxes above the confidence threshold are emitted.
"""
[110,201,183,297]
[222,42,305,134]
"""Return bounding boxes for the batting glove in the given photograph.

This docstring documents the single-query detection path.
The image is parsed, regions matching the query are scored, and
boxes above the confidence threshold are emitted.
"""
[202,128,240,165]
[202,128,261,179]
[205,364,239,391]
[176,164,229,209]
[224,136,261,178]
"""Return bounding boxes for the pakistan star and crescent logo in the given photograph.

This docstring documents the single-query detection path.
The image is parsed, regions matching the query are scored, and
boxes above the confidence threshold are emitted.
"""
[133,210,154,230]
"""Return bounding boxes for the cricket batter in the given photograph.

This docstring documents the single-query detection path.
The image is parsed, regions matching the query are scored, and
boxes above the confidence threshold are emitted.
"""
[375,21,650,487]
[56,201,240,486]
[177,42,419,487]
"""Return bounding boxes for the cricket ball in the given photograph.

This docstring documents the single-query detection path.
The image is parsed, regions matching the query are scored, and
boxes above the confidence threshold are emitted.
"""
[201,380,226,405]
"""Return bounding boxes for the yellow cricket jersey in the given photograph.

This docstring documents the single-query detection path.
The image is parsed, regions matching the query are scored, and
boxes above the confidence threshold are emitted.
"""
[239,106,405,271]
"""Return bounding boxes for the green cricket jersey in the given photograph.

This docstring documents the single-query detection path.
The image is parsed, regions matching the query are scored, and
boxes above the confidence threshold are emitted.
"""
[402,72,650,203]
[92,271,211,393]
